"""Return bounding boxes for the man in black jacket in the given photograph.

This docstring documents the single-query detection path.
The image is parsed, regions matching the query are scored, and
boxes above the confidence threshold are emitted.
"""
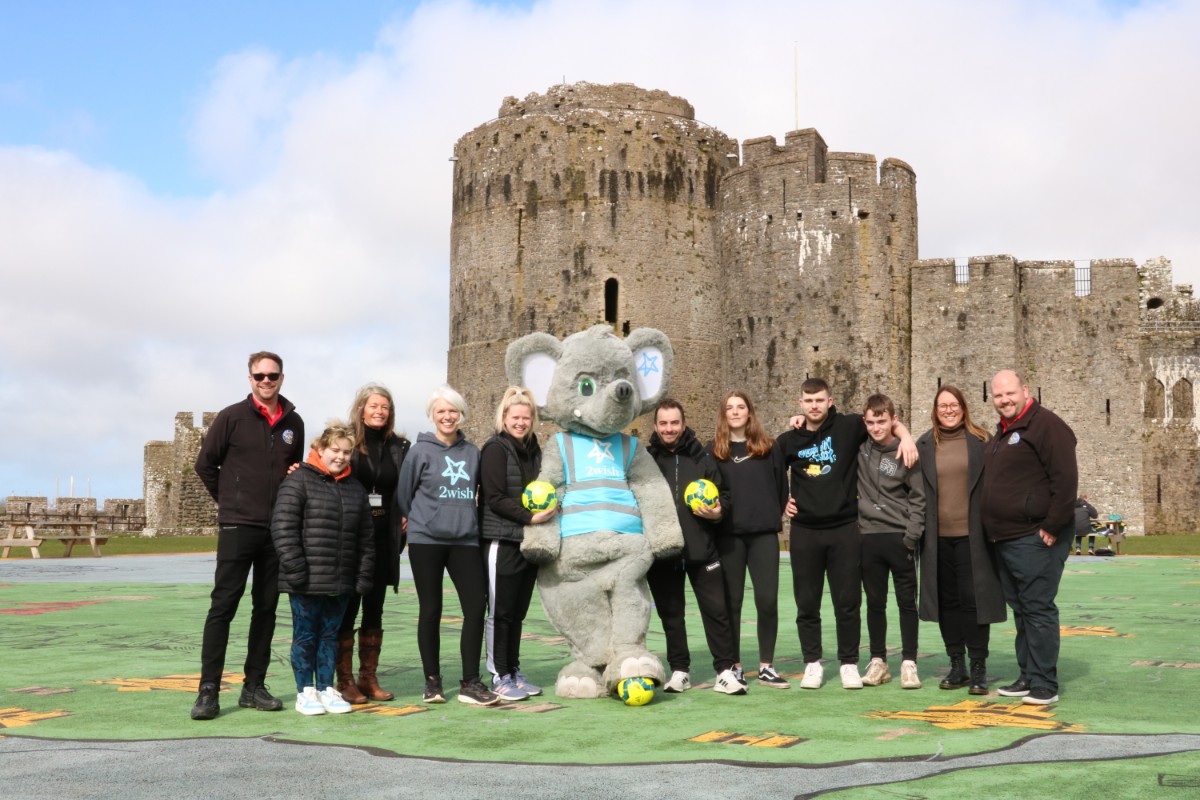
[190,351,305,720]
[646,399,745,695]
[981,370,1077,706]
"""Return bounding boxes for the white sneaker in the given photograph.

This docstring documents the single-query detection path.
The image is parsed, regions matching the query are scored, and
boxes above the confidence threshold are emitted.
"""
[800,661,824,689]
[295,686,325,716]
[862,657,891,686]
[900,659,921,689]
[840,664,864,689]
[318,686,353,714]
[664,670,691,693]
[713,668,748,695]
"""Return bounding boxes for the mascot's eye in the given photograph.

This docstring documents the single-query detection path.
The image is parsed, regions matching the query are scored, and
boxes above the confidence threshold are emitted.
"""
[578,377,596,397]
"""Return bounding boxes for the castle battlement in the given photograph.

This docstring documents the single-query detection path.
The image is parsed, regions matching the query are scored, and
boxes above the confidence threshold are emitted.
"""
[499,82,695,122]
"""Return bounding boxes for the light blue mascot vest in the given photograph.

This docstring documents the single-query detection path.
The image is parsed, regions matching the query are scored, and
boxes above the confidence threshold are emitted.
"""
[556,432,643,537]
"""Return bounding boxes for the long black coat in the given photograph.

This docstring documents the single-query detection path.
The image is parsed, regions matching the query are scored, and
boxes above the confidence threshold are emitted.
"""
[915,429,1006,624]
[350,435,410,591]
[271,463,375,595]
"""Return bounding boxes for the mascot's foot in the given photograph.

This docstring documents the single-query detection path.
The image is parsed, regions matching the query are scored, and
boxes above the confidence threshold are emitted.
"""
[555,663,607,699]
[604,652,666,692]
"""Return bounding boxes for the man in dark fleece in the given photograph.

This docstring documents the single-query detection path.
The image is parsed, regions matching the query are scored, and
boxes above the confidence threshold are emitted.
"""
[982,370,1077,707]
[777,378,916,691]
[192,351,305,721]
[646,399,745,696]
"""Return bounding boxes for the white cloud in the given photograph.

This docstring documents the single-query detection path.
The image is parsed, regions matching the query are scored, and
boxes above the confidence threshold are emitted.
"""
[1,0,1198,501]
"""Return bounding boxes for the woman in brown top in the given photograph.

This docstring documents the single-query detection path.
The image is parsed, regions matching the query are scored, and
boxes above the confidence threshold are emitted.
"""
[914,385,1006,694]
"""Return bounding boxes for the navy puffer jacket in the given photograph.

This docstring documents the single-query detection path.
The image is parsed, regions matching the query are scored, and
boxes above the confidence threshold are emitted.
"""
[270,463,375,595]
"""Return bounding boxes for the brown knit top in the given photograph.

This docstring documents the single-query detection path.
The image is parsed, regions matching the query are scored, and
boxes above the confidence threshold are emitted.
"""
[935,426,969,537]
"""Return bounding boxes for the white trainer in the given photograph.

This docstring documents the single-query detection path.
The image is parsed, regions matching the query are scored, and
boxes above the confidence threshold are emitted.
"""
[713,669,748,695]
[900,659,922,689]
[800,661,824,689]
[862,657,891,686]
[664,670,691,693]
[318,686,353,714]
[295,686,325,716]
[840,663,864,689]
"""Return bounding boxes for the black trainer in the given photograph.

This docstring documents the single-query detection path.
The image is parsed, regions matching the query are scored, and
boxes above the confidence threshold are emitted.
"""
[238,683,283,711]
[190,682,220,720]
[458,678,501,706]
[1022,686,1059,705]
[997,678,1031,697]
[423,674,446,704]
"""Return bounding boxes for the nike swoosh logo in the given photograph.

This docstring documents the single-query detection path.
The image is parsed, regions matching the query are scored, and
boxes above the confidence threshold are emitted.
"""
[732,456,751,463]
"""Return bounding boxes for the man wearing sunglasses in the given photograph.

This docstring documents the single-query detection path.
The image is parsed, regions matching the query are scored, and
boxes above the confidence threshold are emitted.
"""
[191,351,305,720]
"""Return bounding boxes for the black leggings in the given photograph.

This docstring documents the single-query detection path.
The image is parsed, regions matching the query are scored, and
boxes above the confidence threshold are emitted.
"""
[409,542,487,682]
[936,535,990,660]
[716,532,779,665]
[483,538,538,679]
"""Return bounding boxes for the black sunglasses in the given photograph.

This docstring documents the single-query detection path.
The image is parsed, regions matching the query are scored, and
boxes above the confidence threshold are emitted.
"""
[251,372,281,382]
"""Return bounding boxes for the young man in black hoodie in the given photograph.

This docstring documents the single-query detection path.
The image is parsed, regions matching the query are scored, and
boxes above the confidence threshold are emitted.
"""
[646,399,745,695]
[777,378,916,690]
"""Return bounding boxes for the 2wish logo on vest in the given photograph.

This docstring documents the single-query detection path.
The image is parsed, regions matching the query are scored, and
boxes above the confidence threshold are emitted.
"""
[557,432,643,537]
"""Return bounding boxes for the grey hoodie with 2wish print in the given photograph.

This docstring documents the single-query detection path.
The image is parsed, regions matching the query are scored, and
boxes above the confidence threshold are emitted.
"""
[396,431,481,546]
[856,436,925,549]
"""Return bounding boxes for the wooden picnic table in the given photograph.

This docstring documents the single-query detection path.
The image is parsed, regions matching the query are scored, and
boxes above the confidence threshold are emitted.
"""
[1,521,109,558]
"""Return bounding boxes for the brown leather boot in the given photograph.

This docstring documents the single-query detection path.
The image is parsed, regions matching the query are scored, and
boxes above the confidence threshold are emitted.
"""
[336,630,368,704]
[357,628,394,701]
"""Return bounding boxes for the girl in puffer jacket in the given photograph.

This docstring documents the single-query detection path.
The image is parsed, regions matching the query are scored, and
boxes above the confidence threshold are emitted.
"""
[271,420,375,716]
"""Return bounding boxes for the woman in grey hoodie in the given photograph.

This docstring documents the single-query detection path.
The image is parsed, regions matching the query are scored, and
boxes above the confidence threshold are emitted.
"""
[397,385,499,707]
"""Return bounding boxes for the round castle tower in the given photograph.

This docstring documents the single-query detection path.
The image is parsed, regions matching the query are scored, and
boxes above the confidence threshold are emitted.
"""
[718,131,918,428]
[448,82,736,441]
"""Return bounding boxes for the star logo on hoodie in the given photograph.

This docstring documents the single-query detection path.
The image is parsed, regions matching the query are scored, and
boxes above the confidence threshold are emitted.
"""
[442,456,470,485]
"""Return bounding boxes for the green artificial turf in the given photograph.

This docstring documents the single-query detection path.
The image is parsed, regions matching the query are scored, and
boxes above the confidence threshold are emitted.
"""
[3,556,1198,777]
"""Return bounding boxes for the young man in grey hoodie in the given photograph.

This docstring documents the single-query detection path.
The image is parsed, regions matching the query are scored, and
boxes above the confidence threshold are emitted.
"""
[857,394,926,689]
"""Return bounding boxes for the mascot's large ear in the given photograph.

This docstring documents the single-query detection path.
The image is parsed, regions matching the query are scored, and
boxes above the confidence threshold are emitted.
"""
[625,327,673,412]
[505,332,563,408]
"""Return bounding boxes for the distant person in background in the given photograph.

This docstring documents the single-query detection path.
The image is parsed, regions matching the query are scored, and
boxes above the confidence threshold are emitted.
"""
[480,387,554,702]
[915,385,1005,697]
[191,351,304,721]
[335,385,410,704]
[1074,496,1099,556]
[271,421,375,715]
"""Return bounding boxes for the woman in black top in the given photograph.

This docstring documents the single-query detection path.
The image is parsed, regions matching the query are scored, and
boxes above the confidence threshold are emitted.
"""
[479,387,557,701]
[335,384,410,704]
[708,390,789,689]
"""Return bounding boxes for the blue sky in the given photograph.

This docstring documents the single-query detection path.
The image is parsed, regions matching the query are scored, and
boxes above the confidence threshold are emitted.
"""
[1,0,1197,503]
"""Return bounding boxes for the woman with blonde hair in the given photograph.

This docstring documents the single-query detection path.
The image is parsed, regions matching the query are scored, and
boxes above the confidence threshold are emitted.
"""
[334,384,410,704]
[915,384,1005,696]
[479,387,557,701]
[397,386,499,706]
[707,390,789,690]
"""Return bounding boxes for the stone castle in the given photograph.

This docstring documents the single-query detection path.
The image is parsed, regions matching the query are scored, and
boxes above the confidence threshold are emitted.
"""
[142,81,1198,537]
[446,82,1200,537]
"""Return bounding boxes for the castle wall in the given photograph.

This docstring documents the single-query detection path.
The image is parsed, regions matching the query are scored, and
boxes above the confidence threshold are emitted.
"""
[4,495,145,533]
[718,132,917,431]
[1140,259,1200,534]
[142,411,217,535]
[449,83,736,441]
[912,257,1143,533]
